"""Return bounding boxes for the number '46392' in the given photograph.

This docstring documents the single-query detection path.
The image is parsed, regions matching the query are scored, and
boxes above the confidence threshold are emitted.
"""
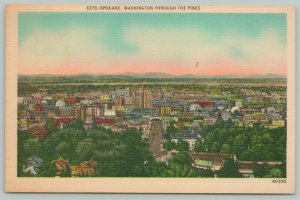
[272,179,287,183]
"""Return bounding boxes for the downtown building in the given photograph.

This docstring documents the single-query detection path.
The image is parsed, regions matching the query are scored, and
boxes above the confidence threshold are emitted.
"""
[133,87,153,109]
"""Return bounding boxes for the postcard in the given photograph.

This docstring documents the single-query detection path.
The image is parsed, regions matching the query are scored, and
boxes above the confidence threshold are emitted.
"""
[5,4,295,193]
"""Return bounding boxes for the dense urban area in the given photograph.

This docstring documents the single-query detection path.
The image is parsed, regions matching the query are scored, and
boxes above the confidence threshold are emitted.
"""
[17,75,287,178]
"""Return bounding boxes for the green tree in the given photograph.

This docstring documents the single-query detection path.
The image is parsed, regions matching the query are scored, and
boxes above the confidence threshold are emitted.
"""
[253,165,268,178]
[200,123,286,162]
[117,129,153,177]
[163,140,176,151]
[196,169,215,177]
[210,141,220,153]
[165,123,179,139]
[220,144,231,153]
[145,162,168,177]
[23,139,42,157]
[17,131,31,176]
[56,142,72,159]
[36,160,58,177]
[75,138,96,162]
[45,118,56,132]
[264,168,283,178]
[280,160,287,178]
[233,134,248,158]
[174,140,189,152]
[217,159,243,178]
[162,164,198,177]
[194,141,206,153]
[171,151,189,165]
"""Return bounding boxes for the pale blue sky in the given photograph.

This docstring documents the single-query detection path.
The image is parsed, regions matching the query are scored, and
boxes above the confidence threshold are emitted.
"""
[18,12,287,75]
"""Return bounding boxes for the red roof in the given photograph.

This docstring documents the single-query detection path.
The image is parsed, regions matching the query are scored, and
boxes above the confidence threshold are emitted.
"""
[30,125,48,138]
[34,105,43,112]
[194,101,214,107]
[96,119,115,125]
[32,129,48,138]
[32,94,42,99]
[55,118,74,128]
[64,97,77,105]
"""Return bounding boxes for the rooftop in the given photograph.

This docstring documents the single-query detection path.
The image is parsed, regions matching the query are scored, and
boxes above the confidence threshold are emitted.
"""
[190,153,235,165]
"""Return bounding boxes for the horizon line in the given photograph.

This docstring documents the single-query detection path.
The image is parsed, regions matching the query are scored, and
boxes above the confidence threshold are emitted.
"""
[17,72,287,77]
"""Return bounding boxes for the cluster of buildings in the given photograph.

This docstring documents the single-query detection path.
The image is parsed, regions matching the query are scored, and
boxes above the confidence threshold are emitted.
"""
[17,84,286,177]
[18,86,286,152]
[189,152,282,177]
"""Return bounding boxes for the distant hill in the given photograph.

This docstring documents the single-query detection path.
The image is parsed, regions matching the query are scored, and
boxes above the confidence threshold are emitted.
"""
[18,72,286,82]
[250,74,286,79]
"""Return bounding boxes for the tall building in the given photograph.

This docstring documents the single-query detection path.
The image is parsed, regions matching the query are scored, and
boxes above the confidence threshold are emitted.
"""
[115,97,124,106]
[99,94,110,101]
[133,87,152,109]
[32,94,42,105]
[64,96,77,105]
[160,105,171,115]
[80,107,87,121]
[114,88,130,97]
[59,107,75,118]
[75,105,87,121]
[56,99,66,110]
[124,96,134,112]
[75,104,82,119]
[177,112,194,120]
[221,112,232,121]
[235,100,243,108]
[86,105,102,117]
[17,97,32,105]
[133,89,143,109]
[104,104,116,117]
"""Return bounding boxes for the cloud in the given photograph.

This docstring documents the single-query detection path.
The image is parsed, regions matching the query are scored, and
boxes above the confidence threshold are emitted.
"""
[18,25,286,76]
[19,27,108,74]
[124,26,286,75]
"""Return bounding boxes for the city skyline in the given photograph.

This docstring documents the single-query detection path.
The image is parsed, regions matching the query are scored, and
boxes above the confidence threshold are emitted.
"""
[18,12,287,76]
